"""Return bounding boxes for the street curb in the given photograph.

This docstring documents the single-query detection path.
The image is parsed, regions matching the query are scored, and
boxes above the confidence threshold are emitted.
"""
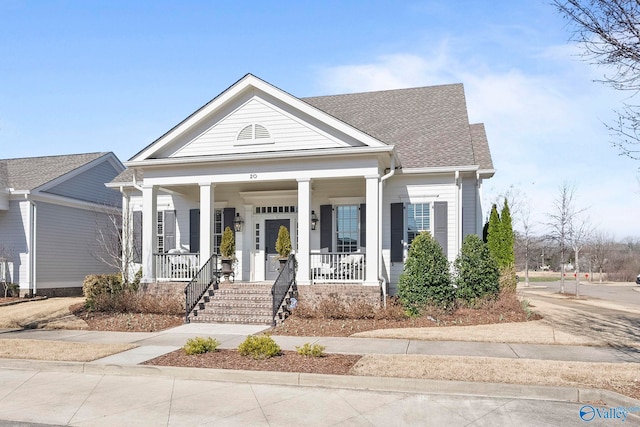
[1,358,638,409]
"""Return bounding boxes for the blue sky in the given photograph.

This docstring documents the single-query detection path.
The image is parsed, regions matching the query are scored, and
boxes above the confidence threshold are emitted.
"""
[1,1,639,239]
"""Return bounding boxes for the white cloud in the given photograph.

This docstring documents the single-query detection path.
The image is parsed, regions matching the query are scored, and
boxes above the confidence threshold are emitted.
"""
[316,50,640,239]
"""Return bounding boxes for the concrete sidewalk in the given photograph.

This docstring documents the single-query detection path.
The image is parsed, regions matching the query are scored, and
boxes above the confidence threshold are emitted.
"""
[2,323,640,366]
[1,323,640,426]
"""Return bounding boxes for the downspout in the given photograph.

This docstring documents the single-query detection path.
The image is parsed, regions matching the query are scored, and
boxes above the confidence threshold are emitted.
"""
[28,198,37,296]
[378,156,396,307]
[455,170,461,254]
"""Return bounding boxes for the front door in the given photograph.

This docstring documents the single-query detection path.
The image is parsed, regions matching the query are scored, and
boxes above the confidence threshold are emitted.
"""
[265,219,290,280]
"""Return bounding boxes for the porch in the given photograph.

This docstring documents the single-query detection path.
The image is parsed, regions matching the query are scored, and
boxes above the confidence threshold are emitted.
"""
[154,251,366,284]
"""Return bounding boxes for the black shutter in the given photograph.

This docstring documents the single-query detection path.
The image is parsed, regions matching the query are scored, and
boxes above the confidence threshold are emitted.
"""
[132,211,142,264]
[434,201,448,255]
[320,204,333,251]
[189,209,200,253]
[390,203,404,262]
[223,207,236,236]
[359,203,366,248]
[164,210,176,251]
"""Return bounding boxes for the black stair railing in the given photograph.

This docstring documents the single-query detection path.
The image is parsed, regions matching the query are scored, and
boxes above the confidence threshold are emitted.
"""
[184,253,220,323]
[271,254,296,326]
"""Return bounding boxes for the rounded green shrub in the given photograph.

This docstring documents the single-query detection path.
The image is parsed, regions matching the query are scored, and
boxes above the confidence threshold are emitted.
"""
[238,335,281,360]
[397,231,453,314]
[183,336,221,355]
[295,343,326,357]
[454,234,500,306]
[82,274,124,309]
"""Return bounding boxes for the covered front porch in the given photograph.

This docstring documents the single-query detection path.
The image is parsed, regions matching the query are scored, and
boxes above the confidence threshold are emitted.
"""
[130,165,384,288]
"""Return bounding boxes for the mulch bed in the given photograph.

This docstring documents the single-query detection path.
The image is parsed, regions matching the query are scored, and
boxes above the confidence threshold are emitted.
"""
[144,349,362,375]
[69,303,184,332]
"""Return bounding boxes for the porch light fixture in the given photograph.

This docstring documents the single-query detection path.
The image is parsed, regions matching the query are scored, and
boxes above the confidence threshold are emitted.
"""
[233,213,244,232]
[311,210,319,231]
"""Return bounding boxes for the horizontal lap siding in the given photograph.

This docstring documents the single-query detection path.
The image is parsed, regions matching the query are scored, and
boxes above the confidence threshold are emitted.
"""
[36,202,117,289]
[44,160,122,206]
[0,200,30,286]
[381,175,458,295]
[174,98,346,157]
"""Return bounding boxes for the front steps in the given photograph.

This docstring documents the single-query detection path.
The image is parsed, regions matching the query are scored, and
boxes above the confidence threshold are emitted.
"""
[188,282,281,325]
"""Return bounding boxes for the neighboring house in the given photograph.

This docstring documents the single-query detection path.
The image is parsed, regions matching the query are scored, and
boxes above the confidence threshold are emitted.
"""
[0,152,125,297]
[109,74,494,301]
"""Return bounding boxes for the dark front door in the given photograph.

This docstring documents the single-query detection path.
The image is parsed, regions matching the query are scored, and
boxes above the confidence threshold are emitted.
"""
[265,219,290,280]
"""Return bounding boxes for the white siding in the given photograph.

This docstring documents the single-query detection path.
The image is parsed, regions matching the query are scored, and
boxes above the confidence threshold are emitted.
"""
[171,97,354,158]
[44,160,122,206]
[0,200,31,290]
[35,202,117,290]
[381,173,459,295]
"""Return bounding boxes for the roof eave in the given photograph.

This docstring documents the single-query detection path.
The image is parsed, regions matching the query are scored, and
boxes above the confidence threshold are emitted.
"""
[125,146,395,168]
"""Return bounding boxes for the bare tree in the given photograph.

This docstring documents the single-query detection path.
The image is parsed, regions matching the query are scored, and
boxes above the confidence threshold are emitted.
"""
[554,0,640,159]
[516,197,536,287]
[590,229,615,283]
[92,202,140,283]
[545,181,586,293]
[568,214,593,297]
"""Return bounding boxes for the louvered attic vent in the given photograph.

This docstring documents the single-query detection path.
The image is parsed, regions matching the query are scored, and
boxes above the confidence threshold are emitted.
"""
[235,124,273,145]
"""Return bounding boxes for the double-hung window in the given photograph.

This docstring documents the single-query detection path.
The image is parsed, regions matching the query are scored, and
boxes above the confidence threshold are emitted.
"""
[407,203,430,245]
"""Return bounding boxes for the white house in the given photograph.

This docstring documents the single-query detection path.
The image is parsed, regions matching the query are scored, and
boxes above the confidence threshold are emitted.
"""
[0,152,125,296]
[109,74,494,305]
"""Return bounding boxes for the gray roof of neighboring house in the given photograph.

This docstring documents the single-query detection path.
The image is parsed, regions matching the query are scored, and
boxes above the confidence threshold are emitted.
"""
[0,152,109,191]
[110,168,142,185]
[303,84,489,169]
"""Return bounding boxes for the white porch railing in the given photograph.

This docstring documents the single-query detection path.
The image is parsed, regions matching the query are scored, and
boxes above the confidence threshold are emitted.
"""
[310,252,365,283]
[155,252,200,281]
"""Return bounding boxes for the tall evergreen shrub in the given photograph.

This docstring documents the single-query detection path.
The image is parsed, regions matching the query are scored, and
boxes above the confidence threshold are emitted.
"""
[398,231,453,314]
[454,235,500,305]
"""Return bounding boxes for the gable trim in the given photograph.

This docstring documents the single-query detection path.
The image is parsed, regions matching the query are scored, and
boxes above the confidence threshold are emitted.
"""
[130,74,390,162]
[125,145,393,168]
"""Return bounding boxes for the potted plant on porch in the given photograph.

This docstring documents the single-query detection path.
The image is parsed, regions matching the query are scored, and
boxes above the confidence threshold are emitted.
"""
[275,225,292,271]
[219,226,235,281]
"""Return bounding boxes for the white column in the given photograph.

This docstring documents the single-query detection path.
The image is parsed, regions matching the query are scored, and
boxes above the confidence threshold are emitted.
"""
[241,204,253,281]
[297,178,311,285]
[199,183,215,265]
[141,184,157,283]
[365,175,380,286]
[121,192,131,282]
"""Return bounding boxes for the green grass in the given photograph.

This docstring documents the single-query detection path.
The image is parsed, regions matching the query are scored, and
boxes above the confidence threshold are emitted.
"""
[518,276,560,283]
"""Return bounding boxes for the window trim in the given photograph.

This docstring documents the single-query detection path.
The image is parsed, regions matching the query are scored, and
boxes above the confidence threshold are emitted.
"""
[335,204,360,253]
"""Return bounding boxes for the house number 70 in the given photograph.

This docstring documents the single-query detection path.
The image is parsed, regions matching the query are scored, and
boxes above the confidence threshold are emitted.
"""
[249,173,258,179]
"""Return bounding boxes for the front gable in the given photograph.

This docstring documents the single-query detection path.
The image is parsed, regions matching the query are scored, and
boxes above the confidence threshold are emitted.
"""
[131,74,389,163]
[158,95,365,159]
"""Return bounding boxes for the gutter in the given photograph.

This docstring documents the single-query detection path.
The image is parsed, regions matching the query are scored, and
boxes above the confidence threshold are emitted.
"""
[378,156,396,307]
[28,197,37,296]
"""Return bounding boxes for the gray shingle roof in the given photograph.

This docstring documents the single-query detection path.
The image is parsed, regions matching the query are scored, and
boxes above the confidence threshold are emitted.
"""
[0,152,109,191]
[469,123,493,170]
[110,168,142,185]
[303,84,486,169]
